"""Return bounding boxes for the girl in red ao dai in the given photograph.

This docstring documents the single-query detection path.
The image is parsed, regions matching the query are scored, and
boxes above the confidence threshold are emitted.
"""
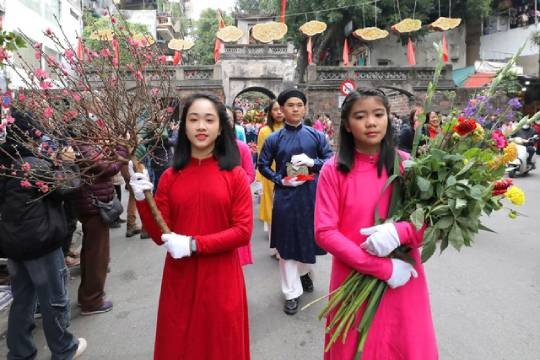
[130,94,253,360]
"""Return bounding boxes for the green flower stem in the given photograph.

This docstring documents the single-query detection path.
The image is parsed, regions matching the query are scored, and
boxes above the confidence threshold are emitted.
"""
[355,280,387,359]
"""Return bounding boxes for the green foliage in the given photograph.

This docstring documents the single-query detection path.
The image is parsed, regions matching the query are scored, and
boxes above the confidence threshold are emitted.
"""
[82,14,150,65]
[191,9,233,65]
[0,31,27,50]
[495,69,521,97]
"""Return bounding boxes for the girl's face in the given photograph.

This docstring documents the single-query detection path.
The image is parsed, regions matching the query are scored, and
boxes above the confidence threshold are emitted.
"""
[271,102,284,123]
[345,96,388,154]
[428,112,440,127]
[185,98,221,158]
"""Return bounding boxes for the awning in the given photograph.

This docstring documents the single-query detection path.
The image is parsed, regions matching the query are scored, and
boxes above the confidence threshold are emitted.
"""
[453,66,475,87]
[463,72,495,88]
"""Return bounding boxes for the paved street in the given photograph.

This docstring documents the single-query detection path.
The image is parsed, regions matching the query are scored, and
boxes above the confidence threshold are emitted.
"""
[0,174,539,359]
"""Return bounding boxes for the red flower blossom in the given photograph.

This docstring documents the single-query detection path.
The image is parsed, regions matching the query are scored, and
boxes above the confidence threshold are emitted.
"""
[492,178,513,196]
[453,116,477,136]
[21,162,31,172]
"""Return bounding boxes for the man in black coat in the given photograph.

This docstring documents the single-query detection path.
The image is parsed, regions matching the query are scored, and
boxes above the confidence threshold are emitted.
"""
[0,110,86,359]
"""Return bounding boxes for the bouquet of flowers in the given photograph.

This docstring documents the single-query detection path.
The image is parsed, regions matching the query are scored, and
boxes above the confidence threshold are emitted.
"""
[306,43,535,359]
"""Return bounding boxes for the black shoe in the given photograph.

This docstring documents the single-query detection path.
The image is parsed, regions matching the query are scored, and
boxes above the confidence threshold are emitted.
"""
[140,231,150,239]
[301,273,314,292]
[284,298,299,315]
[109,221,121,229]
[117,218,127,223]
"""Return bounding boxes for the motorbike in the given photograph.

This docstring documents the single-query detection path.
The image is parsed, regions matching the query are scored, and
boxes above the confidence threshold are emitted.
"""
[505,134,539,177]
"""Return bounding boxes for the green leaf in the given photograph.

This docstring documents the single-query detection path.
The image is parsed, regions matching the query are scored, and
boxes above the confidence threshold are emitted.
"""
[470,185,484,200]
[410,207,425,230]
[416,176,431,192]
[431,204,451,216]
[421,239,437,263]
[455,198,467,210]
[462,228,473,247]
[478,222,497,233]
[14,36,27,48]
[449,224,463,251]
[435,216,454,229]
[463,148,481,159]
[439,237,449,253]
[446,175,457,187]
[456,160,475,177]
[402,160,416,169]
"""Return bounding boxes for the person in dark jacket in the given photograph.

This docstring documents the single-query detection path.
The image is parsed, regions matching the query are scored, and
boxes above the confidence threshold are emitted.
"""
[398,106,423,154]
[0,110,86,359]
[75,139,128,316]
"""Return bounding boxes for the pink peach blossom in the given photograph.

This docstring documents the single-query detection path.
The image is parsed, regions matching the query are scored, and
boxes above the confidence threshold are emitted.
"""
[100,48,112,57]
[20,180,32,188]
[43,107,54,118]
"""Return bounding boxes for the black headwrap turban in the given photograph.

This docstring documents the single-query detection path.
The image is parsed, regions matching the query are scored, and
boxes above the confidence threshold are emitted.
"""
[277,88,307,106]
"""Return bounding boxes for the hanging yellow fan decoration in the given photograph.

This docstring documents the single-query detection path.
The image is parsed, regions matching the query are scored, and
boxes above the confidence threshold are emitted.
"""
[430,17,462,31]
[89,29,115,41]
[299,20,327,37]
[353,27,389,41]
[391,18,422,33]
[168,38,194,51]
[132,33,155,46]
[252,22,288,43]
[216,25,244,43]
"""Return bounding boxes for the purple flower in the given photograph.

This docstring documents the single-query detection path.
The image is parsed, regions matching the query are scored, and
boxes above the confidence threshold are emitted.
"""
[506,111,515,120]
[508,97,522,110]
[477,116,486,125]
[495,107,502,115]
[463,104,477,117]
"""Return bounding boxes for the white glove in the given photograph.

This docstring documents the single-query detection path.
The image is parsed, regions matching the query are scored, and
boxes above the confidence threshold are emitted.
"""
[291,153,315,168]
[281,176,306,187]
[360,223,401,257]
[161,232,191,259]
[128,160,153,201]
[387,259,418,289]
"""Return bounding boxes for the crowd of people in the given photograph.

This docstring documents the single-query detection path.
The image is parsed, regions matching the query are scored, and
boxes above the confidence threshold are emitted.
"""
[1,86,538,359]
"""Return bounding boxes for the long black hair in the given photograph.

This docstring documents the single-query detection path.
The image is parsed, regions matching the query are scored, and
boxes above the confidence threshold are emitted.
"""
[265,100,279,131]
[172,94,240,171]
[337,88,396,177]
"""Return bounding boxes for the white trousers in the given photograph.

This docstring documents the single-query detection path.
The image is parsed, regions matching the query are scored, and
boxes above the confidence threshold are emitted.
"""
[279,259,312,300]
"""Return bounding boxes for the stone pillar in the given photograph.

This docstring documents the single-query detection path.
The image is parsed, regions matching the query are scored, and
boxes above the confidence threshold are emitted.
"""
[306,64,317,83]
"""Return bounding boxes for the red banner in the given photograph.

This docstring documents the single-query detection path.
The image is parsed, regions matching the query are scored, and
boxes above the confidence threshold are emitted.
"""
[173,50,182,65]
[407,37,416,66]
[442,32,449,63]
[214,11,225,63]
[280,0,287,23]
[342,38,350,66]
[307,36,313,65]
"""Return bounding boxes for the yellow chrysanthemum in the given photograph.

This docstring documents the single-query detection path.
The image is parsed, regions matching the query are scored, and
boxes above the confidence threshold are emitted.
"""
[505,185,525,206]
[488,156,504,170]
[502,143,518,163]
[472,124,485,142]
